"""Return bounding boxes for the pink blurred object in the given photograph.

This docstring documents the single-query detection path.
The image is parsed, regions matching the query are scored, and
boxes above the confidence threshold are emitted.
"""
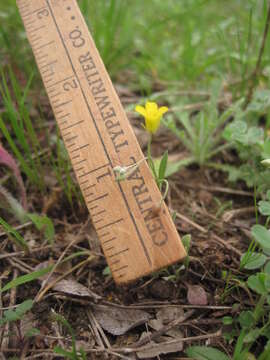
[0,144,27,209]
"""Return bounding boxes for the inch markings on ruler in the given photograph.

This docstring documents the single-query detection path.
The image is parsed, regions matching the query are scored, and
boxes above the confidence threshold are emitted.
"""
[16,0,186,284]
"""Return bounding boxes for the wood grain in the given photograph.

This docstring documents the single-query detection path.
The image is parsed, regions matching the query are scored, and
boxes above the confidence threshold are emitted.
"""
[16,0,186,284]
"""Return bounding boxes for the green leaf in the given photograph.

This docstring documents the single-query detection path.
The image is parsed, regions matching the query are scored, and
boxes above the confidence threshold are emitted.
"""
[258,201,270,216]
[262,140,270,159]
[158,150,168,181]
[246,127,264,145]
[222,316,233,325]
[241,252,267,270]
[186,346,230,360]
[247,273,269,295]
[15,299,33,317]
[4,309,20,322]
[182,234,191,253]
[224,120,247,143]
[103,266,111,276]
[0,217,28,250]
[238,311,254,329]
[244,328,261,343]
[265,261,270,274]
[252,225,270,251]
[0,266,52,293]
[27,213,55,244]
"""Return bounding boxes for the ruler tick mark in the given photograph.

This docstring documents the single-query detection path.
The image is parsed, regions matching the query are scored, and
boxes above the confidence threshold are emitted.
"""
[41,68,54,76]
[87,193,108,204]
[85,192,94,199]
[46,75,74,90]
[61,120,84,131]
[108,248,129,258]
[40,60,58,70]
[55,109,65,115]
[31,36,42,44]
[96,218,123,231]
[64,135,78,143]
[49,92,61,99]
[36,53,48,60]
[110,260,120,266]
[93,218,103,225]
[92,209,106,217]
[28,25,46,34]
[71,154,80,161]
[78,163,110,178]
[113,265,128,273]
[103,237,116,244]
[105,246,115,252]
[80,179,89,186]
[73,159,87,166]
[99,232,110,238]
[54,100,72,109]
[89,205,99,211]
[57,113,70,120]
[25,19,36,26]
[34,41,55,51]
[82,184,95,192]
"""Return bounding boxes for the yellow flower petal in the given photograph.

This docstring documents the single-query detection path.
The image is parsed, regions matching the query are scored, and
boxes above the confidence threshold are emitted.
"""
[158,106,169,116]
[135,105,146,117]
[145,118,161,133]
[135,101,168,134]
[145,101,158,114]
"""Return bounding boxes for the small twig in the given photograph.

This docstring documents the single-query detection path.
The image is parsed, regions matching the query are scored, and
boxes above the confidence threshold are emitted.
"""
[0,245,52,260]
[34,235,82,302]
[101,301,232,311]
[121,329,222,353]
[35,256,95,302]
[244,1,270,108]
[222,206,255,222]
[181,183,253,197]
[174,211,207,233]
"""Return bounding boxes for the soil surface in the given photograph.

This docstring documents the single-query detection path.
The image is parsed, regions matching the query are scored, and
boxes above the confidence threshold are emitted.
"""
[0,84,258,359]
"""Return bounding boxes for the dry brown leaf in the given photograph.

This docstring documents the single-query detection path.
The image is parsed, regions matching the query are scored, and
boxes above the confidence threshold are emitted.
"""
[92,305,150,335]
[51,278,100,300]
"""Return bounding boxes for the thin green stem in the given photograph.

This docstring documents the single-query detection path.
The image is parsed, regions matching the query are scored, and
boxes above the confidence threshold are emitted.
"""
[147,134,158,181]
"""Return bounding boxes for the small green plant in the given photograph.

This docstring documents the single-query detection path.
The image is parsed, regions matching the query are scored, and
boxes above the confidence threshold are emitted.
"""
[114,101,170,205]
[0,299,40,344]
[135,101,170,194]
[0,69,44,189]
[52,312,87,360]
[158,234,191,282]
[164,82,243,168]
[223,118,270,193]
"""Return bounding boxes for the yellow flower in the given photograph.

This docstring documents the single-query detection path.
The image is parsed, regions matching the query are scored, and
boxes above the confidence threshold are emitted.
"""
[135,101,169,134]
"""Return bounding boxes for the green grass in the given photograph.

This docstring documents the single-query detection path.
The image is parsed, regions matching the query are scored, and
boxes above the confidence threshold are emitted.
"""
[1,0,269,90]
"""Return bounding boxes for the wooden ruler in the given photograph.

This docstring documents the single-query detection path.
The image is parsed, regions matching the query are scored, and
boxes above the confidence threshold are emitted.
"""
[16,0,186,284]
